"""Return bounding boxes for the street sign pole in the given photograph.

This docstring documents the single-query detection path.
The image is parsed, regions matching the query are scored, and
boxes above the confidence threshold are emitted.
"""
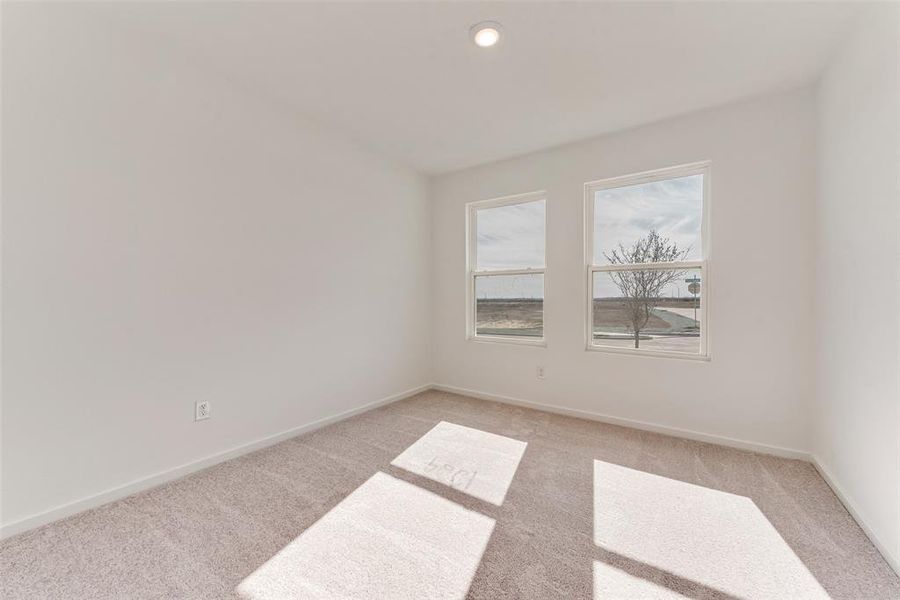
[685,276,701,325]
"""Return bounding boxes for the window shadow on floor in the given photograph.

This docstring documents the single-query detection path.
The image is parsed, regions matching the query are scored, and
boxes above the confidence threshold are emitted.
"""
[594,548,742,600]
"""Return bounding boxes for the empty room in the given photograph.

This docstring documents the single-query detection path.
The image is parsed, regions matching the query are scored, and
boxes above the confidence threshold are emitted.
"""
[2,1,899,598]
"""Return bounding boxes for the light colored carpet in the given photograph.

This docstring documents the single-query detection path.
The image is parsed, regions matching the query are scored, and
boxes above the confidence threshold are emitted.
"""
[238,472,495,600]
[2,390,899,599]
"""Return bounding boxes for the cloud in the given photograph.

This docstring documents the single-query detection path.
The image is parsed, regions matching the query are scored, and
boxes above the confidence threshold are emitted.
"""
[476,199,545,270]
[593,174,702,263]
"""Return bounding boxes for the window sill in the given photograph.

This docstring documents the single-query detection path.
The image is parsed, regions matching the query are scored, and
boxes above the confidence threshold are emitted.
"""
[585,344,710,361]
[467,334,547,348]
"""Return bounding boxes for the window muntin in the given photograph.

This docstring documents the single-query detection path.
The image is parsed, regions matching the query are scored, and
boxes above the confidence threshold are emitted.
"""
[586,163,708,358]
[467,192,546,344]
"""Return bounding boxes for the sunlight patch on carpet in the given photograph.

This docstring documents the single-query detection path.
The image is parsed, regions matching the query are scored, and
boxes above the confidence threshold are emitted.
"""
[391,421,527,506]
[237,472,495,600]
[593,460,828,599]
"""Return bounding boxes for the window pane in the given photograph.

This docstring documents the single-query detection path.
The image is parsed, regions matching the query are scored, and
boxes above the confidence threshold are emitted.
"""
[592,267,701,354]
[593,175,702,265]
[475,274,543,338]
[476,199,545,270]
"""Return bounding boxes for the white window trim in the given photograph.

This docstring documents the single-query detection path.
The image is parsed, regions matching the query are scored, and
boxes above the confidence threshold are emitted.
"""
[584,161,711,361]
[466,190,548,346]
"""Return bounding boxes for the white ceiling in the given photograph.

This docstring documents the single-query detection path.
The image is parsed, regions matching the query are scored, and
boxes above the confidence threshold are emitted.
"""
[103,1,861,174]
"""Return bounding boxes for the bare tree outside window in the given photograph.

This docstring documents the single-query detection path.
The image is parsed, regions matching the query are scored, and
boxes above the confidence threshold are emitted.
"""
[603,230,690,348]
[588,166,706,356]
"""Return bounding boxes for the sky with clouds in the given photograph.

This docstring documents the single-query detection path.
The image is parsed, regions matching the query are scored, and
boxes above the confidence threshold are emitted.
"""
[593,174,702,298]
[476,199,546,270]
[475,175,702,299]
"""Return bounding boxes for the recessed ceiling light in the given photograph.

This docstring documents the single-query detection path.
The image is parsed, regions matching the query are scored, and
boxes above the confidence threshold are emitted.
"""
[471,21,501,48]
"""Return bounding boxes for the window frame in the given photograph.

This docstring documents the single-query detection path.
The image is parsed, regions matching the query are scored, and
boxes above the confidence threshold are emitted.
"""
[584,161,711,360]
[466,190,548,346]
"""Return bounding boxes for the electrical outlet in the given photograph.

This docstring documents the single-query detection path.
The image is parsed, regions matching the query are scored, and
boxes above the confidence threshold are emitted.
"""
[195,400,211,421]
[536,366,545,379]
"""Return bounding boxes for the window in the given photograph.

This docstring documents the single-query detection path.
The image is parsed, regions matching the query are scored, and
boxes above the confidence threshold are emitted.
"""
[585,162,709,358]
[467,191,546,344]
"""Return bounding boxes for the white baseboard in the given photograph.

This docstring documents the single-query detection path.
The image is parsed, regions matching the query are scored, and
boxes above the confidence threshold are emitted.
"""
[811,455,900,577]
[0,383,431,540]
[432,383,811,460]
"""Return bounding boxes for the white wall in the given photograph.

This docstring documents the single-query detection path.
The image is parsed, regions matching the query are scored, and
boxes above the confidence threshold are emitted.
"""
[814,4,900,571]
[432,89,817,454]
[1,4,430,532]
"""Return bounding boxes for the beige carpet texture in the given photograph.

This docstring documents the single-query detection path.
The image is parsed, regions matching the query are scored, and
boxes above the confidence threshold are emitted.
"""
[2,390,898,599]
